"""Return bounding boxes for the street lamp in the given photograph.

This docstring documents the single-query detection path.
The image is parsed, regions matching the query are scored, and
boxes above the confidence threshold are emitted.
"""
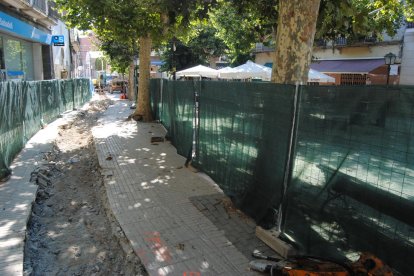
[384,52,396,86]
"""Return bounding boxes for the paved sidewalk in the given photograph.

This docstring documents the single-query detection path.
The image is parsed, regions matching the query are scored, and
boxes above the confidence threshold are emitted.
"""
[0,111,80,275]
[92,97,275,276]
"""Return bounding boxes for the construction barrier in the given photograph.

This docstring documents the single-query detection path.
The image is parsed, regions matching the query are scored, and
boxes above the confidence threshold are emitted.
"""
[150,79,414,275]
[0,79,91,180]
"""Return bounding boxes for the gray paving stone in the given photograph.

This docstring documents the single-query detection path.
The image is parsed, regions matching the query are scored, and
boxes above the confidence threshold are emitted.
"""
[91,97,277,275]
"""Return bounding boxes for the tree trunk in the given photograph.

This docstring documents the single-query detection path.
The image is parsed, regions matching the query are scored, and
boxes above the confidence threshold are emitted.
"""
[128,60,135,101]
[133,35,153,122]
[271,0,321,84]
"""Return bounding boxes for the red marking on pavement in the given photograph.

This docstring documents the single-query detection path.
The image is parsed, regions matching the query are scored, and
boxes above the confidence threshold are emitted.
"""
[144,231,172,263]
[183,272,201,276]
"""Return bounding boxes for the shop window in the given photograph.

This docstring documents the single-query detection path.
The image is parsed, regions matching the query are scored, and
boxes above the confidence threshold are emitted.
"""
[22,42,34,80]
[5,38,24,80]
[5,39,22,71]
[2,37,34,80]
[340,74,367,85]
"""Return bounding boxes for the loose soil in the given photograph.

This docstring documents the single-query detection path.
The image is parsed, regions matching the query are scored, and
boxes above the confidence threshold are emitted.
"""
[23,95,146,276]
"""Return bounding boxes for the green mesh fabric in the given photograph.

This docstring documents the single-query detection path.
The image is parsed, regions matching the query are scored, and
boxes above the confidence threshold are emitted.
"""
[151,80,414,274]
[40,81,61,124]
[150,79,295,222]
[282,85,414,275]
[81,79,92,104]
[60,80,74,111]
[0,81,24,178]
[159,80,171,131]
[22,81,42,141]
[150,79,161,121]
[159,80,195,157]
[73,79,84,108]
[193,81,295,222]
[0,79,91,180]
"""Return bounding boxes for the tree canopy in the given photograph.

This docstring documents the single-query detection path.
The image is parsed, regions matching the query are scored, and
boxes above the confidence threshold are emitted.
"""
[208,0,277,65]
[316,0,412,41]
[57,0,217,120]
[57,0,414,86]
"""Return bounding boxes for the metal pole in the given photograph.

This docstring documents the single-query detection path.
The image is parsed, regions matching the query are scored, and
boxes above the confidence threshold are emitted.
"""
[386,64,390,86]
[172,39,176,80]
[277,83,301,232]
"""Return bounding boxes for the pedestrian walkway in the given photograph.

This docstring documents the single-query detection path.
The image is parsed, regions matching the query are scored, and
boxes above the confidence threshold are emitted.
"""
[0,111,80,275]
[92,96,276,276]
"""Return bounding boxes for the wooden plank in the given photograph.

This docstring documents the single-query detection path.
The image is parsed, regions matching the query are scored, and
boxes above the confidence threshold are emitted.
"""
[255,226,295,258]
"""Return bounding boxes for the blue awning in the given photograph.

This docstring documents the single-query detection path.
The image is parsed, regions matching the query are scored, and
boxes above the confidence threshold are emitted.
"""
[0,11,51,44]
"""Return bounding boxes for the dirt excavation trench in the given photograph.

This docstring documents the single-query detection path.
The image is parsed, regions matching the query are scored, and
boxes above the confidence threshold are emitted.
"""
[23,96,146,276]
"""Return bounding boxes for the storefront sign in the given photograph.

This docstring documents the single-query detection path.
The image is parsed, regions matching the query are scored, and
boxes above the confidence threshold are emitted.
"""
[52,35,64,46]
[0,11,51,44]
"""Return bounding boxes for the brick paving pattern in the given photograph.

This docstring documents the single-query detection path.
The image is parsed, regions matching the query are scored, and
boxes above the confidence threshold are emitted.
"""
[92,98,276,276]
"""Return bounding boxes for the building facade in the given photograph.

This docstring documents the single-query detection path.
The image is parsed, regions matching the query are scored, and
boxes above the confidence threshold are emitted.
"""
[78,32,101,79]
[51,19,71,79]
[400,23,414,85]
[255,24,413,85]
[0,0,60,81]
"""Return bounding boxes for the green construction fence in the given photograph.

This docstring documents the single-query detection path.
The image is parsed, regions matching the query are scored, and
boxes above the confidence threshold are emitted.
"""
[0,79,91,179]
[150,79,414,275]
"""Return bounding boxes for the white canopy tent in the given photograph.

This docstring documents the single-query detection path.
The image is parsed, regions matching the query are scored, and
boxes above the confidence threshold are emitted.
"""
[219,61,271,81]
[176,65,219,78]
[308,69,335,83]
[218,66,233,73]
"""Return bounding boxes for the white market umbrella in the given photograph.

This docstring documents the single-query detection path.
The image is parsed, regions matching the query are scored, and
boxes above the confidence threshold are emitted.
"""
[219,61,271,81]
[308,68,335,83]
[176,65,219,78]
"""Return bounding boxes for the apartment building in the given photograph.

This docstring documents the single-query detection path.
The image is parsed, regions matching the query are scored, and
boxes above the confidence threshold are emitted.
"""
[0,0,60,80]
[255,23,413,85]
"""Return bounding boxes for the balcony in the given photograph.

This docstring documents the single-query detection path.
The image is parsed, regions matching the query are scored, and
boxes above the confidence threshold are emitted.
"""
[70,29,81,51]
[315,39,327,47]
[48,1,59,21]
[0,0,58,27]
[335,37,347,46]
[1,0,31,9]
[33,0,47,14]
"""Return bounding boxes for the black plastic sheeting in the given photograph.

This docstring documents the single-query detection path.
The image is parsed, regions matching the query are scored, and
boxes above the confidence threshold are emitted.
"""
[150,80,414,275]
[0,79,91,180]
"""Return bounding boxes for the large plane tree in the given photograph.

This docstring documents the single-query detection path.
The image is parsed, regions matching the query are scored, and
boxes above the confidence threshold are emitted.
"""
[57,0,216,121]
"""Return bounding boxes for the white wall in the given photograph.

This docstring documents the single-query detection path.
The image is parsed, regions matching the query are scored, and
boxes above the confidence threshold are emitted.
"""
[51,20,71,79]
[400,29,414,85]
[313,44,401,60]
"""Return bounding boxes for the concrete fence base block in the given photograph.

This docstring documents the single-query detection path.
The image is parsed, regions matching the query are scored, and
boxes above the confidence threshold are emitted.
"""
[255,226,296,258]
